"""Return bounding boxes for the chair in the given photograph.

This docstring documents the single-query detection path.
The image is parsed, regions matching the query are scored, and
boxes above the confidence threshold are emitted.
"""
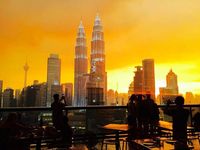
[101,138,122,150]
[121,137,130,150]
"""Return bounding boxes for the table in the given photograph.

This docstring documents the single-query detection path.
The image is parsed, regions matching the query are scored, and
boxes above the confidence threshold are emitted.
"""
[102,124,128,131]
[102,122,195,150]
[159,121,172,130]
[159,120,195,132]
[103,122,172,131]
[102,124,129,150]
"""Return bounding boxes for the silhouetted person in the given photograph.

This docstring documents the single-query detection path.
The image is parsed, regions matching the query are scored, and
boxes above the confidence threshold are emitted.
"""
[164,96,189,150]
[51,94,66,130]
[61,116,72,147]
[142,94,159,137]
[0,113,29,150]
[0,113,24,136]
[127,94,137,126]
[51,94,72,148]
[193,112,200,132]
[127,94,138,139]
[136,94,144,130]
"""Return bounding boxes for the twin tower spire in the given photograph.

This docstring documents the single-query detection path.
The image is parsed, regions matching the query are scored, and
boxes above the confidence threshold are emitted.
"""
[74,14,107,106]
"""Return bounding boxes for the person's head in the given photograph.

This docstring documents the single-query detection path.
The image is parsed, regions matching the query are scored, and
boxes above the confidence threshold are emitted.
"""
[53,94,60,102]
[175,96,184,107]
[129,94,137,102]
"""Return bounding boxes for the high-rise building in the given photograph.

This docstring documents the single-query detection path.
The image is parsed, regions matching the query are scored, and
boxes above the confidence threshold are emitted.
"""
[142,59,155,98]
[62,83,73,106]
[87,87,103,105]
[74,21,88,106]
[133,66,143,94]
[3,88,14,107]
[185,92,194,104]
[24,82,47,107]
[159,87,176,104]
[47,54,61,106]
[24,62,29,88]
[15,89,21,107]
[166,69,178,94]
[87,14,107,105]
[25,85,38,107]
[0,80,3,107]
[107,89,115,105]
[128,82,134,97]
[159,69,179,104]
[36,83,47,106]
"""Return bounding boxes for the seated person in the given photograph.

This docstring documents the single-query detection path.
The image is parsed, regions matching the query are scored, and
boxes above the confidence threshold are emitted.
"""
[0,113,29,150]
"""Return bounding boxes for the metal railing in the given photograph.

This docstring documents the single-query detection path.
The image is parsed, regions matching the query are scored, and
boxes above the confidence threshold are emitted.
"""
[0,104,200,129]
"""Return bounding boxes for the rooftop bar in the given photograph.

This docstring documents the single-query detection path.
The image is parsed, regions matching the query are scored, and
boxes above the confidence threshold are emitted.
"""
[0,105,200,150]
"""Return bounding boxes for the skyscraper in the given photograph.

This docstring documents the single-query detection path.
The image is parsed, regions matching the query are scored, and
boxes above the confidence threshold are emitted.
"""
[166,69,178,94]
[15,89,21,107]
[133,66,143,94]
[128,81,134,97]
[24,62,29,88]
[142,59,155,98]
[3,88,14,107]
[159,69,179,104]
[62,83,73,106]
[36,82,47,106]
[74,21,88,106]
[24,82,47,107]
[87,14,107,105]
[47,54,61,106]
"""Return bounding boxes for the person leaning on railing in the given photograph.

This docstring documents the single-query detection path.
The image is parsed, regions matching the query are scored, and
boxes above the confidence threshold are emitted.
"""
[164,96,190,150]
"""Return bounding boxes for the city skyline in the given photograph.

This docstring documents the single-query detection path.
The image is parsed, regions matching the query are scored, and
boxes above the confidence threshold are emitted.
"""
[1,0,200,95]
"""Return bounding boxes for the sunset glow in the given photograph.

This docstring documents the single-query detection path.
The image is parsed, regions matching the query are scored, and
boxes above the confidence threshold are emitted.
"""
[1,0,200,95]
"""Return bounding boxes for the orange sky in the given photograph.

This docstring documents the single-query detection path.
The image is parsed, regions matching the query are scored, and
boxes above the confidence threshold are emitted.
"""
[1,0,200,95]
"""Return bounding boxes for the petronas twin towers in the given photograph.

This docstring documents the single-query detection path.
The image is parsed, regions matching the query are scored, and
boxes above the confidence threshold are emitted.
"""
[74,14,107,106]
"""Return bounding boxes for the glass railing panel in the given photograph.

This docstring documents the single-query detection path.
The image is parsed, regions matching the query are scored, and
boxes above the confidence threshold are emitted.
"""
[0,108,52,127]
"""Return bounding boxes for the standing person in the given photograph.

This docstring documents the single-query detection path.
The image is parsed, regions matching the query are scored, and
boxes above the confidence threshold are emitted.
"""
[164,96,189,149]
[61,116,72,147]
[143,94,159,136]
[51,94,72,148]
[136,94,145,137]
[51,94,66,130]
[127,94,138,139]
[127,94,137,127]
